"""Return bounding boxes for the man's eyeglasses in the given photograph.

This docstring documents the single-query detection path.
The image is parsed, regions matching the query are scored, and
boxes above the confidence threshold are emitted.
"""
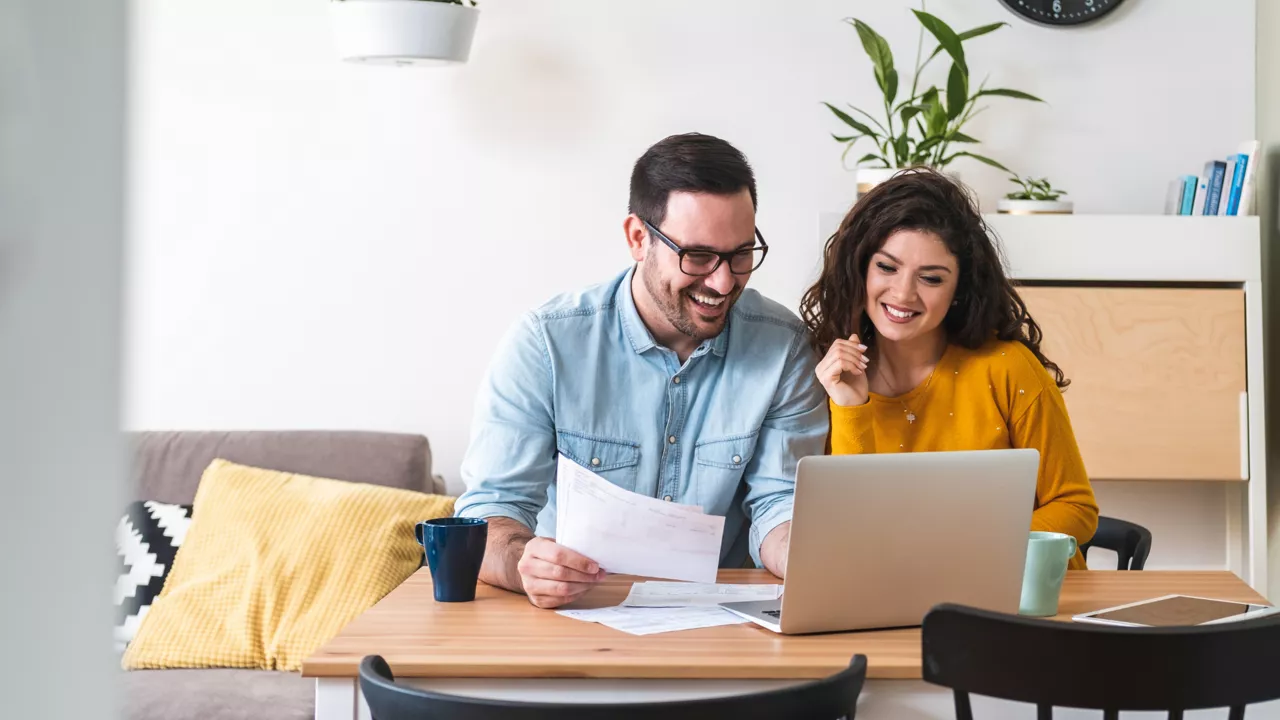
[642,220,769,277]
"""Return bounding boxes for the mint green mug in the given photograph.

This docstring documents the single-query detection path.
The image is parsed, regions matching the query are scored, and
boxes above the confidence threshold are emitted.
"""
[1019,531,1078,617]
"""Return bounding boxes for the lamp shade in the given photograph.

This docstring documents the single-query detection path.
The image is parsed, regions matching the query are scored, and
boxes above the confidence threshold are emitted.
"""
[331,0,479,66]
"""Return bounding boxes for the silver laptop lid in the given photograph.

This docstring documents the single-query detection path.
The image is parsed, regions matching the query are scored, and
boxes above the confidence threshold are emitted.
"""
[779,449,1039,634]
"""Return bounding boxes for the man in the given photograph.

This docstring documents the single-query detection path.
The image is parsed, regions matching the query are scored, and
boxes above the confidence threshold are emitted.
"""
[454,132,828,608]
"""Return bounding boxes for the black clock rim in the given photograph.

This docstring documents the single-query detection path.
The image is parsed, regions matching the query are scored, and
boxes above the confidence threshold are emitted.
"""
[997,0,1125,27]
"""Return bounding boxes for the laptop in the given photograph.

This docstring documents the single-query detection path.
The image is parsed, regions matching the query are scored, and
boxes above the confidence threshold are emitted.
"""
[720,449,1039,634]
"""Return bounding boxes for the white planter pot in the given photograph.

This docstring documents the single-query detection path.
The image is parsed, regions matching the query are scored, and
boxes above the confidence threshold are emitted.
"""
[855,167,905,200]
[996,198,1074,215]
[331,0,479,66]
[855,166,965,201]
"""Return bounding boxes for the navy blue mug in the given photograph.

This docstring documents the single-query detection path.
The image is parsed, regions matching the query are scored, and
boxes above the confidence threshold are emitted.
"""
[415,517,488,602]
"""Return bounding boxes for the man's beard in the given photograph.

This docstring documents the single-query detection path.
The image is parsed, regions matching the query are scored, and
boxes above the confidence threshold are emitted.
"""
[642,262,737,341]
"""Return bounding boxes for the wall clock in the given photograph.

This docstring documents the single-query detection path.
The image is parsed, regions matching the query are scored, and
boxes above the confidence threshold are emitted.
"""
[998,0,1125,27]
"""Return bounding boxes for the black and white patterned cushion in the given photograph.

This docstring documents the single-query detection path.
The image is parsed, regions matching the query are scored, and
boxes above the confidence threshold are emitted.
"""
[115,500,192,649]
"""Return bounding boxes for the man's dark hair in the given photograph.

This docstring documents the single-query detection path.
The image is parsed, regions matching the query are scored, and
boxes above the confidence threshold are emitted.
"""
[628,132,757,228]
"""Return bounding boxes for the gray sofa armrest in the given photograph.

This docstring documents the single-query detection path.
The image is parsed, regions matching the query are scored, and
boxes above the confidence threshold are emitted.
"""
[130,430,441,505]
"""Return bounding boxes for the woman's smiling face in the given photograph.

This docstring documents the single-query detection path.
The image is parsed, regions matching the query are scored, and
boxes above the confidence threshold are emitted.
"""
[862,229,959,345]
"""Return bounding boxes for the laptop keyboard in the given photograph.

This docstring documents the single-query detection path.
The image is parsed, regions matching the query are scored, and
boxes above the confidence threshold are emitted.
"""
[762,609,781,618]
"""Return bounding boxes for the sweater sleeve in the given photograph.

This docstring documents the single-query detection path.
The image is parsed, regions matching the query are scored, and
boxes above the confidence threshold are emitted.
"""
[1010,383,1099,570]
[829,399,876,455]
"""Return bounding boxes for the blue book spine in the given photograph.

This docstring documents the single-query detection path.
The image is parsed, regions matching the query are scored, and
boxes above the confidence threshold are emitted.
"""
[1203,160,1227,215]
[1226,154,1248,215]
[1179,174,1197,215]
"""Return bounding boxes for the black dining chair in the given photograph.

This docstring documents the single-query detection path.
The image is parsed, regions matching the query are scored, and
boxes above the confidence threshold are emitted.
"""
[922,603,1280,719]
[358,653,867,720]
[1079,516,1152,570]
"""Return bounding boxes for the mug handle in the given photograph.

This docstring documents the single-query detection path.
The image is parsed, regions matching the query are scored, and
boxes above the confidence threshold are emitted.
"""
[414,521,427,548]
[1065,536,1078,560]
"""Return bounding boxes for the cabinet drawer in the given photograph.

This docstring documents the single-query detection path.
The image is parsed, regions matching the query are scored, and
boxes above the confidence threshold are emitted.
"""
[1017,286,1246,481]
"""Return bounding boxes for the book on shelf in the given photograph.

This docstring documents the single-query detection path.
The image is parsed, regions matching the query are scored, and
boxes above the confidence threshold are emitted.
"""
[1163,140,1259,216]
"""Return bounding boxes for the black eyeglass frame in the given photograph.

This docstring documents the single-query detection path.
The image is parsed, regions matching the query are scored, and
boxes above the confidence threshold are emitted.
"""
[642,219,769,277]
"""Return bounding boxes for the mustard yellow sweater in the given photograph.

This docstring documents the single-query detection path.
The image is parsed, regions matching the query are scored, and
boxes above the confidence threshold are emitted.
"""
[830,339,1099,569]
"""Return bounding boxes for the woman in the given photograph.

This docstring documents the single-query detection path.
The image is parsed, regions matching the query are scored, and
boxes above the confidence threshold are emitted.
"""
[799,168,1098,568]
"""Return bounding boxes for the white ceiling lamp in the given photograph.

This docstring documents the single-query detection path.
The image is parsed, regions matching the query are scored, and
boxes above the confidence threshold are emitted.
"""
[331,0,479,66]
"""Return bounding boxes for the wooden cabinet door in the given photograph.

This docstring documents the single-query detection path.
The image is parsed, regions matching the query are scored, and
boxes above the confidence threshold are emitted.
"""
[1016,286,1247,481]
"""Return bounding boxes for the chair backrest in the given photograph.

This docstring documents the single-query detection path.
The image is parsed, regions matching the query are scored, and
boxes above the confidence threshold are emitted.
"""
[1079,516,1152,570]
[922,603,1280,719]
[359,654,866,720]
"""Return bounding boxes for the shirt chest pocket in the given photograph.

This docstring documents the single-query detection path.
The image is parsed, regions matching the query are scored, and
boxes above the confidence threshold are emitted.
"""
[693,431,759,508]
[556,430,641,491]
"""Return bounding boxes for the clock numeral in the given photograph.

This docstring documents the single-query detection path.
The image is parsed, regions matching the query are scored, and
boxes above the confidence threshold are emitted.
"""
[1086,0,1095,6]
[1053,0,1063,13]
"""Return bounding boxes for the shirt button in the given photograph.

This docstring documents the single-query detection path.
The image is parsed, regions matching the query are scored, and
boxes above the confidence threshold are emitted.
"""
[590,458,600,467]
[668,435,677,444]
[673,376,681,384]
[732,455,742,464]
[663,495,673,502]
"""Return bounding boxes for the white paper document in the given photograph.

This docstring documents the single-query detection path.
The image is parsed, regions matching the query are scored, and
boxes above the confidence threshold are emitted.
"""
[557,605,748,635]
[555,454,724,583]
[621,581,784,608]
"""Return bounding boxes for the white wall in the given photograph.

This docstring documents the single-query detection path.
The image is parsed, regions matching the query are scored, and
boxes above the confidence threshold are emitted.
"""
[126,0,1256,571]
[3,0,126,716]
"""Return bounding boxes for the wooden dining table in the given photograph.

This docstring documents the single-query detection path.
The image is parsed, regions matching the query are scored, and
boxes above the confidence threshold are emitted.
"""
[303,568,1274,719]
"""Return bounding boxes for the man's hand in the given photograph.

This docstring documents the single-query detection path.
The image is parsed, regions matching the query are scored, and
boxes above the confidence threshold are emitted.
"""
[517,537,608,608]
[476,517,606,609]
[760,521,791,579]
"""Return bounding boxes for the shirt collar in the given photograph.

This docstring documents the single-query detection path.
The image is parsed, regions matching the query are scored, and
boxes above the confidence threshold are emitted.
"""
[618,266,656,355]
[617,265,731,358]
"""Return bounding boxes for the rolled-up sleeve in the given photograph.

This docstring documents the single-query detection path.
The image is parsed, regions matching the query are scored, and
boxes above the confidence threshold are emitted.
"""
[455,312,557,531]
[743,332,830,566]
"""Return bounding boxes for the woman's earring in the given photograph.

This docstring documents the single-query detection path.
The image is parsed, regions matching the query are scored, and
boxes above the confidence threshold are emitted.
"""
[951,300,959,306]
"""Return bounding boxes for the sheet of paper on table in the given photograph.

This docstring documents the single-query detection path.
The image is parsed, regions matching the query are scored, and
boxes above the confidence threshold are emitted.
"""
[622,581,784,607]
[556,605,749,635]
[554,454,724,583]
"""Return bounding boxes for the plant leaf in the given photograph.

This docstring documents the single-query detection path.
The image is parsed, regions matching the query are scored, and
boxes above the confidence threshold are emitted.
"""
[913,10,967,75]
[946,63,968,120]
[919,88,939,120]
[832,134,859,143]
[973,88,1044,102]
[849,20,896,99]
[947,131,979,143]
[927,101,948,137]
[843,139,887,168]
[899,104,928,125]
[945,151,1011,173]
[916,136,946,155]
[823,102,880,138]
[925,21,1006,65]
[959,21,1008,41]
[894,135,910,166]
[885,68,899,105]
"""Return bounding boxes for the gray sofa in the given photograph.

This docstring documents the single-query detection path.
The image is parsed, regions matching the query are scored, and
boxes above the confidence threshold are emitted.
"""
[121,430,446,720]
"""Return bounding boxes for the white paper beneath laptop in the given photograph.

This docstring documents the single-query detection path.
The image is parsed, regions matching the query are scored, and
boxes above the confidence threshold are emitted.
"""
[557,605,747,635]
[622,581,784,608]
[555,454,723,583]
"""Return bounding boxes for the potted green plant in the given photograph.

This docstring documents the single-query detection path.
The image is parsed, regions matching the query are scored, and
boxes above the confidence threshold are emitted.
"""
[331,0,479,66]
[997,175,1073,215]
[824,3,1044,197]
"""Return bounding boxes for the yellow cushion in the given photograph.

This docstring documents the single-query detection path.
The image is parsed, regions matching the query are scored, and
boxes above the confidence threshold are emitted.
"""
[121,459,455,672]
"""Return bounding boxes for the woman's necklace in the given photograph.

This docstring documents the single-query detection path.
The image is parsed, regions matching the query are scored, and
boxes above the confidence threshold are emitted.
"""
[875,367,919,424]
[875,340,946,426]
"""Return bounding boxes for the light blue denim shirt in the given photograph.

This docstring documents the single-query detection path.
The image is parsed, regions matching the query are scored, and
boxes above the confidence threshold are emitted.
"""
[455,266,829,567]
